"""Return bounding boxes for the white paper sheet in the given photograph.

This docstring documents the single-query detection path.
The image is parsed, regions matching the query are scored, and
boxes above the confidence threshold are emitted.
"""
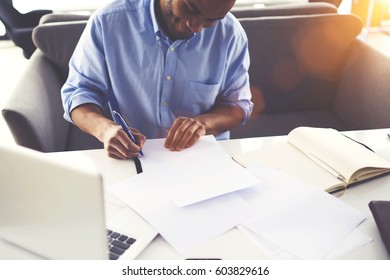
[108,177,254,254]
[324,229,372,259]
[237,163,367,259]
[141,135,229,171]
[135,135,261,207]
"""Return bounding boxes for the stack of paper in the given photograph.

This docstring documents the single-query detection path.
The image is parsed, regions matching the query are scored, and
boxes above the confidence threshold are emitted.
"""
[108,135,260,253]
[108,135,369,258]
[138,135,262,207]
[237,163,369,259]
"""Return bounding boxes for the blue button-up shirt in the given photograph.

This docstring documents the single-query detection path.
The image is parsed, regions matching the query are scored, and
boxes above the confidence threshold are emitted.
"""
[62,0,253,139]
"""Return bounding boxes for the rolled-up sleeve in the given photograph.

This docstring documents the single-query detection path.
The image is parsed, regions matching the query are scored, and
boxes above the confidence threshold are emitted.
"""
[218,22,253,124]
[61,14,111,123]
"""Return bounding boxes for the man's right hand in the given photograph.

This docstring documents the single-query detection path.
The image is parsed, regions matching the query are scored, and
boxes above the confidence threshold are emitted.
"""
[70,104,145,159]
[102,125,146,159]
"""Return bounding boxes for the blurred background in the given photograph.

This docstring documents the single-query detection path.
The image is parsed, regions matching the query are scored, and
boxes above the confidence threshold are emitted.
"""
[1,0,390,146]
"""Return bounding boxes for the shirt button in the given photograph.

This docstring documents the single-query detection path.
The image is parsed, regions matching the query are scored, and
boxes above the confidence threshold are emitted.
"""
[166,75,171,80]
[170,47,174,52]
[162,101,167,107]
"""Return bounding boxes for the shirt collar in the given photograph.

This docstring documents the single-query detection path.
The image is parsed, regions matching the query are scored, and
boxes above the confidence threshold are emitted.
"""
[150,0,161,41]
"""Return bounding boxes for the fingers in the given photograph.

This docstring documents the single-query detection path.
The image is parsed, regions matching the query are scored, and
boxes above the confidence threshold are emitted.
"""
[105,117,204,158]
[129,127,146,148]
[104,126,145,159]
[165,117,205,151]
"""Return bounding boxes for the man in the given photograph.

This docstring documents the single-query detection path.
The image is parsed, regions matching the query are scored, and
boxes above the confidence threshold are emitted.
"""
[62,0,252,159]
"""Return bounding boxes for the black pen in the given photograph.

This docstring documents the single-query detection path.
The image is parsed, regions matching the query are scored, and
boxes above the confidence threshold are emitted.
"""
[112,110,144,156]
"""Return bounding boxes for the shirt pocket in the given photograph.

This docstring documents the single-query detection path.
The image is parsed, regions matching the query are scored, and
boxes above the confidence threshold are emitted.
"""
[183,81,221,115]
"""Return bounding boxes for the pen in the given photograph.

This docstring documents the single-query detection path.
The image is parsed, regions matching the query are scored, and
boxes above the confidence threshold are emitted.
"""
[112,110,144,156]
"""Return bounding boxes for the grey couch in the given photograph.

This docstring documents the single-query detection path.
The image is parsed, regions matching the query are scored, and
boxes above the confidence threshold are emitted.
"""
[231,13,390,138]
[3,4,390,152]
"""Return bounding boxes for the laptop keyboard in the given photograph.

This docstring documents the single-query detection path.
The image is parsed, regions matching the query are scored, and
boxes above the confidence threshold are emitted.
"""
[107,229,137,260]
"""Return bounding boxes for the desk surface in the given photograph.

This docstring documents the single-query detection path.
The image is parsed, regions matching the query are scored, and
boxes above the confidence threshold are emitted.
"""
[1,128,389,259]
[76,128,390,260]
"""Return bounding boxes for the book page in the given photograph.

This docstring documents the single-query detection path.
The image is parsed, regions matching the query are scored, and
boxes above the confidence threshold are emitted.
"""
[288,127,390,183]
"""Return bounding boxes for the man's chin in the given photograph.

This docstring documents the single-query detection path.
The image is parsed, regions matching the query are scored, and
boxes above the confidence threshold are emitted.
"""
[174,23,194,40]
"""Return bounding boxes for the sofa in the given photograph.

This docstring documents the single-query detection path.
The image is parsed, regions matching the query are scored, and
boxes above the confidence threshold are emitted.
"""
[3,4,390,152]
[230,13,390,138]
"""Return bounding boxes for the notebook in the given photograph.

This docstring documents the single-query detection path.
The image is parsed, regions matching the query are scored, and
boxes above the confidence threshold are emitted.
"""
[233,127,390,193]
[0,144,158,260]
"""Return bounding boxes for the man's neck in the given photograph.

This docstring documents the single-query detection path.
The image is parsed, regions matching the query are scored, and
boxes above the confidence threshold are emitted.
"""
[154,0,175,41]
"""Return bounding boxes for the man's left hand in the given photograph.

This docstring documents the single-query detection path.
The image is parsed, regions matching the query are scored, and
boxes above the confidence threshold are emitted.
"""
[164,116,206,151]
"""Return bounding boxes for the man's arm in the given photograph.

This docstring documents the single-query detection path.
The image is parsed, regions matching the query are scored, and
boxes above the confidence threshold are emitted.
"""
[164,105,244,151]
[71,104,145,159]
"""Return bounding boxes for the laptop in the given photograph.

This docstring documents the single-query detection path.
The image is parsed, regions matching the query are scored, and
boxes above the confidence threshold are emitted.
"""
[0,144,158,260]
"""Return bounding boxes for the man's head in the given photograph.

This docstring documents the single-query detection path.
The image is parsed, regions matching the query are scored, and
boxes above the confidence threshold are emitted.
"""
[157,0,236,41]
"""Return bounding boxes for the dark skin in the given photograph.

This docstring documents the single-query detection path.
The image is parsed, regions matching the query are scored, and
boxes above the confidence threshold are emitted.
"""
[71,0,244,159]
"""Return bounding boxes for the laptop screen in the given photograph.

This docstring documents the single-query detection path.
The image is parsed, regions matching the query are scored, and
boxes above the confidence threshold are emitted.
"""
[0,144,108,259]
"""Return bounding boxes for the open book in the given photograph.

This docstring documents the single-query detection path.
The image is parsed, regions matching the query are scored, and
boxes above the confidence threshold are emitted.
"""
[234,127,390,193]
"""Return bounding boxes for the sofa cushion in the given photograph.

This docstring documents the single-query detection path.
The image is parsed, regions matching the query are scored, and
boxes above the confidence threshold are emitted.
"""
[32,20,87,77]
[334,40,390,130]
[239,13,362,115]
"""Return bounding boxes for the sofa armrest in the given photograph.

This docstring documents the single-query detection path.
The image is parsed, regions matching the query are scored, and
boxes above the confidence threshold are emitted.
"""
[2,51,69,152]
[38,13,90,25]
[334,40,390,130]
